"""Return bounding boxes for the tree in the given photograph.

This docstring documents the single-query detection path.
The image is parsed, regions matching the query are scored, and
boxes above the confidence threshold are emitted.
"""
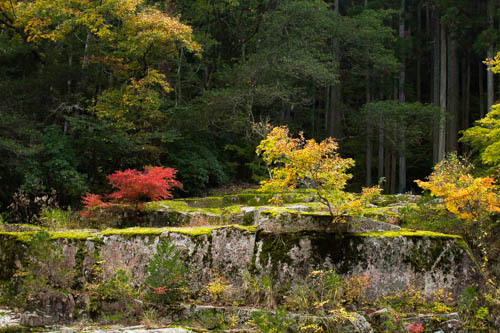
[361,101,440,193]
[415,153,500,265]
[461,104,500,170]
[81,166,182,217]
[461,52,500,171]
[415,154,500,223]
[256,125,354,217]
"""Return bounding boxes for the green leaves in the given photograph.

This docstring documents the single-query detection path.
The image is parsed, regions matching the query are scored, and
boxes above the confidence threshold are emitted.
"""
[461,104,500,169]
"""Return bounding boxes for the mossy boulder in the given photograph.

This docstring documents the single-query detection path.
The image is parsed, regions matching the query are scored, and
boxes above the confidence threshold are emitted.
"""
[253,230,479,299]
[0,225,479,317]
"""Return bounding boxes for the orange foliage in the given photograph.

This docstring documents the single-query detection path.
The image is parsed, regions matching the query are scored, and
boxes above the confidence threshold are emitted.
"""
[415,154,500,223]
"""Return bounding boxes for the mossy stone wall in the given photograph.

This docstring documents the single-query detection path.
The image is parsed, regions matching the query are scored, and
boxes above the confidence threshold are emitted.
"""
[0,226,479,302]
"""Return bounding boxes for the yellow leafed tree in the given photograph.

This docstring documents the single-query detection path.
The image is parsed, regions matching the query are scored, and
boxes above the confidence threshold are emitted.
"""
[256,125,362,218]
[415,154,500,223]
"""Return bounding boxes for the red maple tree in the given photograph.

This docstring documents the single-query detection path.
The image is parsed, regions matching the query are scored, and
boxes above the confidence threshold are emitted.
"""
[81,166,182,217]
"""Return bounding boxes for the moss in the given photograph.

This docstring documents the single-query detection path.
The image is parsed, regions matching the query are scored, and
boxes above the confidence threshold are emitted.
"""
[50,231,93,240]
[352,229,462,239]
[167,226,217,236]
[0,224,46,232]
[182,196,224,208]
[0,231,34,242]
[228,224,258,233]
[99,224,257,239]
[0,234,28,280]
[0,326,38,333]
[359,206,401,219]
[145,200,225,215]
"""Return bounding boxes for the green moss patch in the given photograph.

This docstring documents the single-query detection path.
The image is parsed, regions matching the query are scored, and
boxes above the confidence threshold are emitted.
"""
[352,229,462,239]
[100,224,257,238]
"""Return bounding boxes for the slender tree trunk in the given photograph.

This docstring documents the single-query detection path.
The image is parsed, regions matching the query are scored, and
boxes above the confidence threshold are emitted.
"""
[398,0,406,193]
[466,60,470,127]
[329,0,341,138]
[461,57,471,131]
[432,8,440,164]
[479,61,485,118]
[312,88,316,137]
[426,6,430,35]
[377,114,384,183]
[364,0,372,187]
[325,86,329,133]
[447,33,458,152]
[391,151,397,194]
[487,0,494,113]
[384,149,390,193]
[416,0,422,101]
[67,52,72,94]
[80,32,91,92]
[438,23,447,161]
[366,77,372,187]
[461,59,466,128]
[176,48,183,106]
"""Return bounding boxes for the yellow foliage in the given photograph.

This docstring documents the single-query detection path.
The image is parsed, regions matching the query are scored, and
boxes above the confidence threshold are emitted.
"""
[92,69,170,131]
[256,126,383,219]
[415,154,500,223]
[256,126,355,217]
[485,51,500,74]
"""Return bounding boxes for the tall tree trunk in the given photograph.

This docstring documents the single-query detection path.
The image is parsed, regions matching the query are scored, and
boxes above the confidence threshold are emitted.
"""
[447,33,458,152]
[432,8,440,164]
[398,0,406,193]
[487,0,494,113]
[329,0,341,138]
[366,77,372,187]
[364,0,372,187]
[377,114,384,184]
[466,60,470,127]
[416,0,422,101]
[384,149,390,193]
[461,57,471,131]
[67,52,72,94]
[391,151,397,194]
[325,86,329,133]
[438,23,447,162]
[80,32,91,92]
[82,32,91,70]
[175,48,183,107]
[312,88,316,137]
[479,61,485,118]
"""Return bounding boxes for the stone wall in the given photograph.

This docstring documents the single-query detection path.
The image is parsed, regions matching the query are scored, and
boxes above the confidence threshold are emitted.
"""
[0,225,479,301]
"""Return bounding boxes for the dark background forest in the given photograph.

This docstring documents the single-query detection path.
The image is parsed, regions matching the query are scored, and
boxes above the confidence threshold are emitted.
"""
[0,0,499,210]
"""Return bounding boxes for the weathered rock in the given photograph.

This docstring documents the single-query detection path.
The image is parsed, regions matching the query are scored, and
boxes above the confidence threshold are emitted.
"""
[20,311,49,327]
[169,304,372,333]
[0,308,20,328]
[404,312,462,333]
[256,208,400,233]
[253,231,478,298]
[48,326,195,333]
[21,291,75,325]
[211,227,256,282]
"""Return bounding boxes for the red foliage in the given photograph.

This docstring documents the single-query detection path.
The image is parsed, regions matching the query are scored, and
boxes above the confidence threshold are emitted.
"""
[406,323,424,333]
[107,166,182,203]
[80,166,182,218]
[81,193,111,218]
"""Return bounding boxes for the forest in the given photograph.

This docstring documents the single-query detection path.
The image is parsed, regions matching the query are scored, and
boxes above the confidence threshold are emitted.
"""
[0,0,498,208]
[1,0,500,331]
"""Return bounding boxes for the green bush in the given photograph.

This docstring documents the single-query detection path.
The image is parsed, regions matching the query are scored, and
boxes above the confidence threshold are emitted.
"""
[145,240,190,305]
[88,269,142,322]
